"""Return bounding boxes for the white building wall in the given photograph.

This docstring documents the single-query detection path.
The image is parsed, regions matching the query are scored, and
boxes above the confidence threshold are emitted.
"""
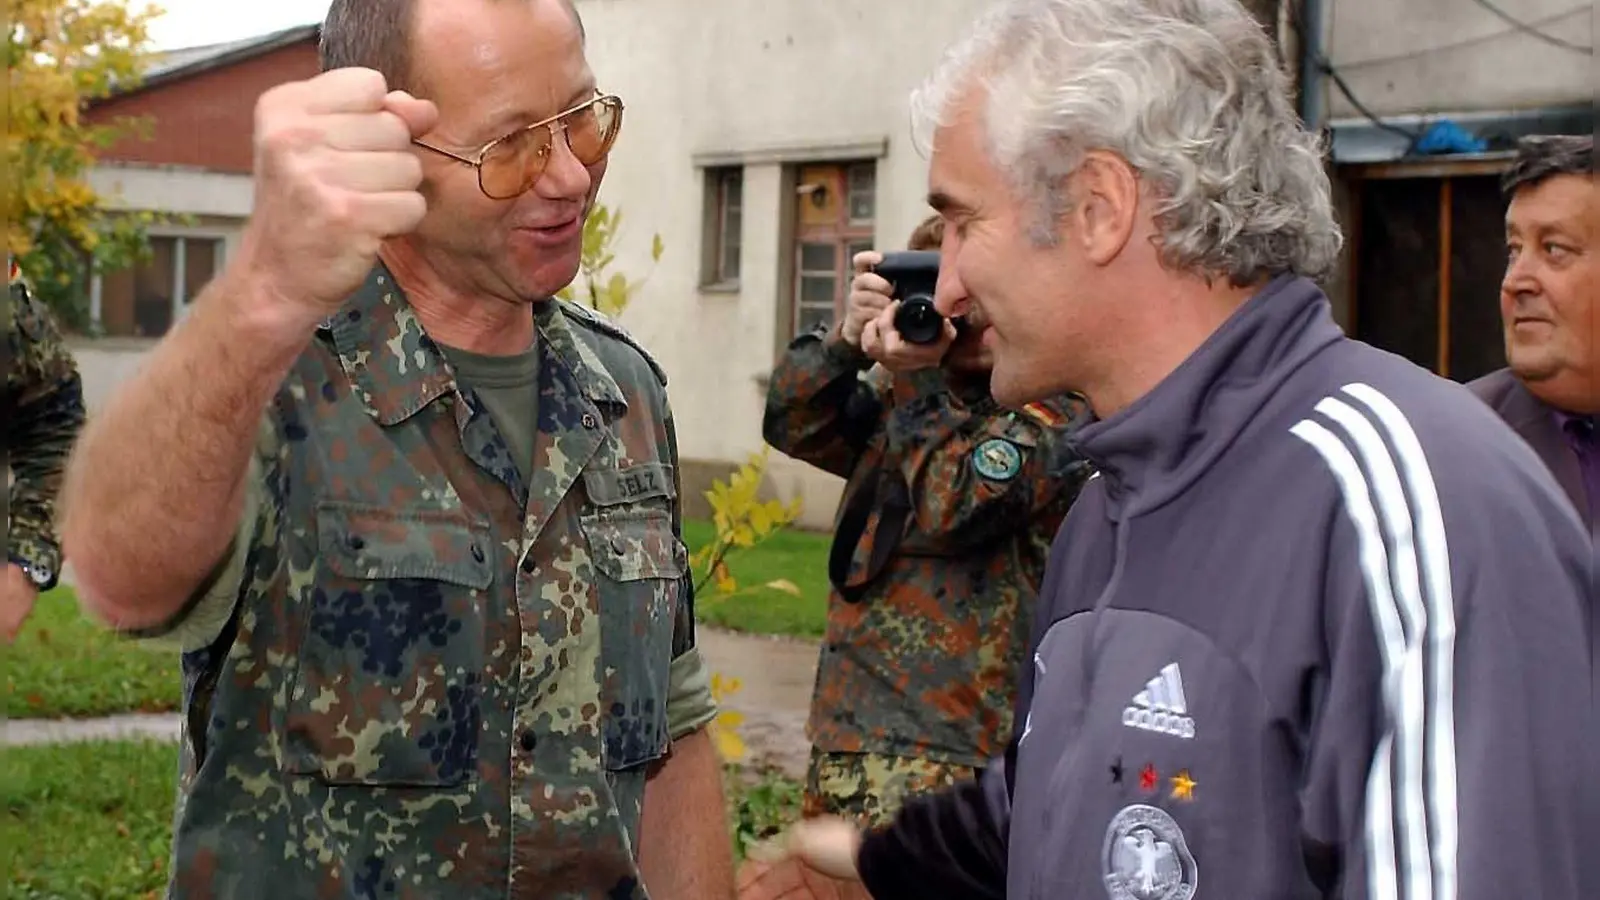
[574,0,994,525]
[88,164,255,220]
[1319,0,1591,117]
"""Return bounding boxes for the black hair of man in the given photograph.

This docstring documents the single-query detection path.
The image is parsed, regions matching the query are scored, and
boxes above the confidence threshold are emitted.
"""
[1500,134,1594,197]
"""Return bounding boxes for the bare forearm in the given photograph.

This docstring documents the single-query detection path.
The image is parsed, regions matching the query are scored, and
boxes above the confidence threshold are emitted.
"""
[60,268,313,628]
[638,728,735,900]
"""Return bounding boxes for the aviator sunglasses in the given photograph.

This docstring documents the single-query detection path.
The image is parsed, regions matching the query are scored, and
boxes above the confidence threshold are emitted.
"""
[412,92,624,200]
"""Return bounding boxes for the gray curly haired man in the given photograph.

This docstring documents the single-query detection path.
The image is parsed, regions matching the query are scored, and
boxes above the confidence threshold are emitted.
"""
[738,1,1596,899]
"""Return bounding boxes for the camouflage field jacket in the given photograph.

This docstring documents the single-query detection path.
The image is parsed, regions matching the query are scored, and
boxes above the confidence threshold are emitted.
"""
[150,266,709,899]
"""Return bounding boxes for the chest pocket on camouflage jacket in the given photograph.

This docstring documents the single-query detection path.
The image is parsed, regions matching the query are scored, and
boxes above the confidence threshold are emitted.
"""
[283,500,495,787]
[579,461,687,772]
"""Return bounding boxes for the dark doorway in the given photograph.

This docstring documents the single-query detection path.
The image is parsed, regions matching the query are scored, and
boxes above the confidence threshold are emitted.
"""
[1347,165,1509,383]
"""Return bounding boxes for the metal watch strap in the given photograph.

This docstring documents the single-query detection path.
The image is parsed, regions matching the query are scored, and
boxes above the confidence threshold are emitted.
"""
[9,554,57,591]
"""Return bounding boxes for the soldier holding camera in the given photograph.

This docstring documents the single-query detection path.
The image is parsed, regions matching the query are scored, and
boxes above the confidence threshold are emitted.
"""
[753,216,1091,896]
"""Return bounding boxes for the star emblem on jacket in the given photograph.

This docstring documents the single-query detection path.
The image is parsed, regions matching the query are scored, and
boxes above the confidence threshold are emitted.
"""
[1169,769,1196,801]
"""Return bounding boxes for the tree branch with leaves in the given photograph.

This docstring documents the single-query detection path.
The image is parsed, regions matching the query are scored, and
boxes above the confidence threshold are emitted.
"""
[691,448,803,602]
[6,0,165,329]
[555,203,664,315]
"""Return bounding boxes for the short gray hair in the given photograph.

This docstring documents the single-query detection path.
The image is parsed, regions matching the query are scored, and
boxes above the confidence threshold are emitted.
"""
[911,0,1343,286]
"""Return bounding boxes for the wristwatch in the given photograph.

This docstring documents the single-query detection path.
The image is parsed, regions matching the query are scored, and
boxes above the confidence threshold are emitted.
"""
[9,555,58,592]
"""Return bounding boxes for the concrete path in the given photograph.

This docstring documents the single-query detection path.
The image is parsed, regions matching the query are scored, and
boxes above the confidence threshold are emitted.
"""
[698,626,819,779]
[3,626,821,779]
[1,711,182,746]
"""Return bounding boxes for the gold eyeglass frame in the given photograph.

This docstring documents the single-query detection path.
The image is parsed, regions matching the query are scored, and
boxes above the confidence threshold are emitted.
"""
[412,92,625,200]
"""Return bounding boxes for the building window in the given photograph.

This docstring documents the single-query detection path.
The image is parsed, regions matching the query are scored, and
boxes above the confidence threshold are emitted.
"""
[846,163,876,224]
[788,161,875,340]
[702,166,742,286]
[97,234,224,337]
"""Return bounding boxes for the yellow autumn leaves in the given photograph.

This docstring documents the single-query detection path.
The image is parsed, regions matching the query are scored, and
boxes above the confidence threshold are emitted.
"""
[697,453,806,763]
[6,0,162,257]
[695,449,804,598]
[554,204,665,318]
[709,673,748,761]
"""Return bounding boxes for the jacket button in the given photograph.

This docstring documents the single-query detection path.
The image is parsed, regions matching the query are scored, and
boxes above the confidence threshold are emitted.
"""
[470,543,485,563]
[347,535,365,551]
[521,557,537,575]
[520,731,537,752]
[581,413,597,429]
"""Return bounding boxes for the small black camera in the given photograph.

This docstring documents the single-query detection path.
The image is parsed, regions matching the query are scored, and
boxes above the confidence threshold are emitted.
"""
[874,250,946,345]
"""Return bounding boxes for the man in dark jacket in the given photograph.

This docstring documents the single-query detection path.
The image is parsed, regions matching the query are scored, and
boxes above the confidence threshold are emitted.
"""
[1468,134,1596,534]
[741,1,1596,898]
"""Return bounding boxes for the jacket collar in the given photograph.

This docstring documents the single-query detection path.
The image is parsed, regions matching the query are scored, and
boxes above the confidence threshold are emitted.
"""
[322,264,627,425]
[1072,274,1344,517]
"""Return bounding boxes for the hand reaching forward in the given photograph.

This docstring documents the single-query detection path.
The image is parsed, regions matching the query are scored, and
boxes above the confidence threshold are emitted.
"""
[737,818,867,900]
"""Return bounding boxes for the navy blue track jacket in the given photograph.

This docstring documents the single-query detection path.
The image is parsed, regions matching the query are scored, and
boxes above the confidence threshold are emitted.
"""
[856,275,1597,900]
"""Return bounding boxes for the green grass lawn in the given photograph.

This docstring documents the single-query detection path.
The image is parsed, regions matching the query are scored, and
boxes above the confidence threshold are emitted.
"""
[2,739,179,899]
[683,519,830,639]
[4,587,181,720]
[1,737,801,895]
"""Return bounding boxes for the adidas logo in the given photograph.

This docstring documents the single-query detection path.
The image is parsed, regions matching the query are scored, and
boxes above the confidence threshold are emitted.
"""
[1121,662,1196,740]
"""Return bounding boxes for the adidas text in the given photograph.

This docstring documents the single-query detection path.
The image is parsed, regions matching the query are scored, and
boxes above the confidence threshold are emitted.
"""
[1121,705,1196,739]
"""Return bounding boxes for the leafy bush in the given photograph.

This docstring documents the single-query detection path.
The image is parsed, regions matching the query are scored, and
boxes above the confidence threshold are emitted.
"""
[724,767,806,861]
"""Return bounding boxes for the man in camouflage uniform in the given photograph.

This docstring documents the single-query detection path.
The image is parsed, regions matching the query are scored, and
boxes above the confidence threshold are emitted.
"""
[760,217,1092,836]
[3,257,85,642]
[56,1,733,898]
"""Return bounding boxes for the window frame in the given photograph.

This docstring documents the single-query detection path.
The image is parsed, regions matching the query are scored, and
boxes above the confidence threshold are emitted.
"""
[700,165,744,289]
[785,160,876,342]
[91,228,229,337]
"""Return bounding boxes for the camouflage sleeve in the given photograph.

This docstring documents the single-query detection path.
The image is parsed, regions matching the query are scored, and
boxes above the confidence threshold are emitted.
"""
[665,403,696,659]
[126,416,280,652]
[5,281,87,577]
[761,325,889,479]
[665,647,717,739]
[890,377,1090,555]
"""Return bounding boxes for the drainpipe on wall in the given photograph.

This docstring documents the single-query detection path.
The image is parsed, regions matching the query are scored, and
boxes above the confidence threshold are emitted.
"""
[1297,0,1326,132]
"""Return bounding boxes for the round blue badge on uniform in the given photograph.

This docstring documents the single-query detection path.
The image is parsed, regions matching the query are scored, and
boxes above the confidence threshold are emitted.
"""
[972,438,1023,481]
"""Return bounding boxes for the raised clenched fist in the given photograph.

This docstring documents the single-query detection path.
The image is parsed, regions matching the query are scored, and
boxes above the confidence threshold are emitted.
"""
[236,67,439,327]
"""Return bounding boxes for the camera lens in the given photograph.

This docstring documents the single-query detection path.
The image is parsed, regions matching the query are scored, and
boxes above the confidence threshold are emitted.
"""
[893,295,945,345]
